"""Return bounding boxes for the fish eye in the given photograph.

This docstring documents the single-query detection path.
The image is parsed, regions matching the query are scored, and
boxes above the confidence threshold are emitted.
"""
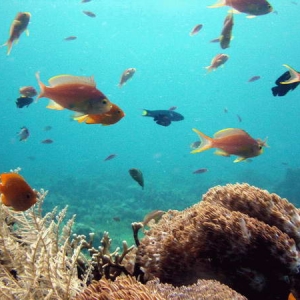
[117,110,121,114]
[102,100,107,104]
[25,193,31,199]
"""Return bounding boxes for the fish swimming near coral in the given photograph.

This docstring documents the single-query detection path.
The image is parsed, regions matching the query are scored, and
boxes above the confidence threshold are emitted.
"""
[143,210,165,226]
[16,96,34,108]
[271,65,300,97]
[35,72,112,114]
[0,173,37,211]
[191,128,267,162]
[18,126,30,141]
[118,68,136,88]
[73,103,124,125]
[142,109,184,127]
[129,168,144,189]
[1,12,31,55]
[208,0,273,16]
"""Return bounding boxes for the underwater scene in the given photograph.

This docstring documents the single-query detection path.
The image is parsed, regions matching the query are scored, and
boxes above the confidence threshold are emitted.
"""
[1,0,300,299]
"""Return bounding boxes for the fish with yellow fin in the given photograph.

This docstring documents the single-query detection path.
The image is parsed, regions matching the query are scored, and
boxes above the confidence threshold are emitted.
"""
[208,0,273,16]
[0,173,37,211]
[2,12,31,55]
[191,128,267,162]
[35,72,112,114]
[211,12,234,49]
[280,64,300,85]
[73,103,125,125]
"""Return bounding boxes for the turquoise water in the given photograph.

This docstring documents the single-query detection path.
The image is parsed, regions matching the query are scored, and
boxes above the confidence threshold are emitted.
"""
[1,1,300,245]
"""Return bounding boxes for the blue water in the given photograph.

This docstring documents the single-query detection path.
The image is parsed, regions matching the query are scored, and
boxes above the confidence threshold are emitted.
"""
[1,1,300,244]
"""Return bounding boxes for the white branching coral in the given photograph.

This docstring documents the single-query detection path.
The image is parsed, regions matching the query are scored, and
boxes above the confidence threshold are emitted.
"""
[0,189,87,300]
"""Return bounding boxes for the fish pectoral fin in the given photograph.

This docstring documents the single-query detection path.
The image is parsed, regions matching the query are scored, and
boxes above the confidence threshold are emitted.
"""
[73,113,88,123]
[207,0,225,8]
[46,100,64,110]
[210,37,220,43]
[214,150,230,157]
[25,29,30,36]
[233,157,247,163]
[230,9,241,14]
[1,194,11,207]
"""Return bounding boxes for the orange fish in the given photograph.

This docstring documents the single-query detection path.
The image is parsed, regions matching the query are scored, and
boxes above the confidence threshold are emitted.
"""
[73,103,125,125]
[2,12,31,55]
[208,0,273,16]
[205,54,229,72]
[35,72,112,114]
[19,86,37,97]
[118,68,136,88]
[0,173,37,211]
[191,128,267,162]
[280,64,300,84]
[288,293,296,300]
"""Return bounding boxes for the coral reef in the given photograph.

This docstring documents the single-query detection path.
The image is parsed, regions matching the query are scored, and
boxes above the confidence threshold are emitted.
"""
[136,183,300,300]
[75,275,247,300]
[0,190,85,299]
[1,181,300,299]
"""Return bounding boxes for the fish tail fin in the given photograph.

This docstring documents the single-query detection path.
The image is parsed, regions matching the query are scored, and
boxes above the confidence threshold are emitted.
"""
[35,72,46,99]
[191,128,214,154]
[207,0,226,9]
[280,64,300,84]
[1,40,13,55]
[205,66,213,73]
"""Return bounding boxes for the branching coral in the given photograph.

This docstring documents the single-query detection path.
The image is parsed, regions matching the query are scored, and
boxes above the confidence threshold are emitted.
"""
[136,183,300,300]
[75,275,247,300]
[0,189,86,299]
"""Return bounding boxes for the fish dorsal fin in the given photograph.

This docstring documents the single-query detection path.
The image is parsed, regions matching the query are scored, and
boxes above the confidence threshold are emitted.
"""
[48,75,96,87]
[214,128,248,139]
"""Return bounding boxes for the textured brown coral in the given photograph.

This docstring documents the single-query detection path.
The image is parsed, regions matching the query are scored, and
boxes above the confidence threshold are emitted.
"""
[75,276,165,300]
[136,183,300,300]
[75,276,247,300]
[203,183,300,248]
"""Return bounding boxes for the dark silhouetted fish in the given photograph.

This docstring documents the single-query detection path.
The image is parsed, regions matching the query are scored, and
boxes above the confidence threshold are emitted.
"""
[142,109,184,127]
[16,97,34,108]
[129,168,144,189]
[272,70,300,96]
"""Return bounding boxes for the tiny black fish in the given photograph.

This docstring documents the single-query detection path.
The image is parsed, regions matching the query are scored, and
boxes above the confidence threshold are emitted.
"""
[129,168,144,189]
[272,70,300,97]
[142,109,184,127]
[16,97,34,108]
